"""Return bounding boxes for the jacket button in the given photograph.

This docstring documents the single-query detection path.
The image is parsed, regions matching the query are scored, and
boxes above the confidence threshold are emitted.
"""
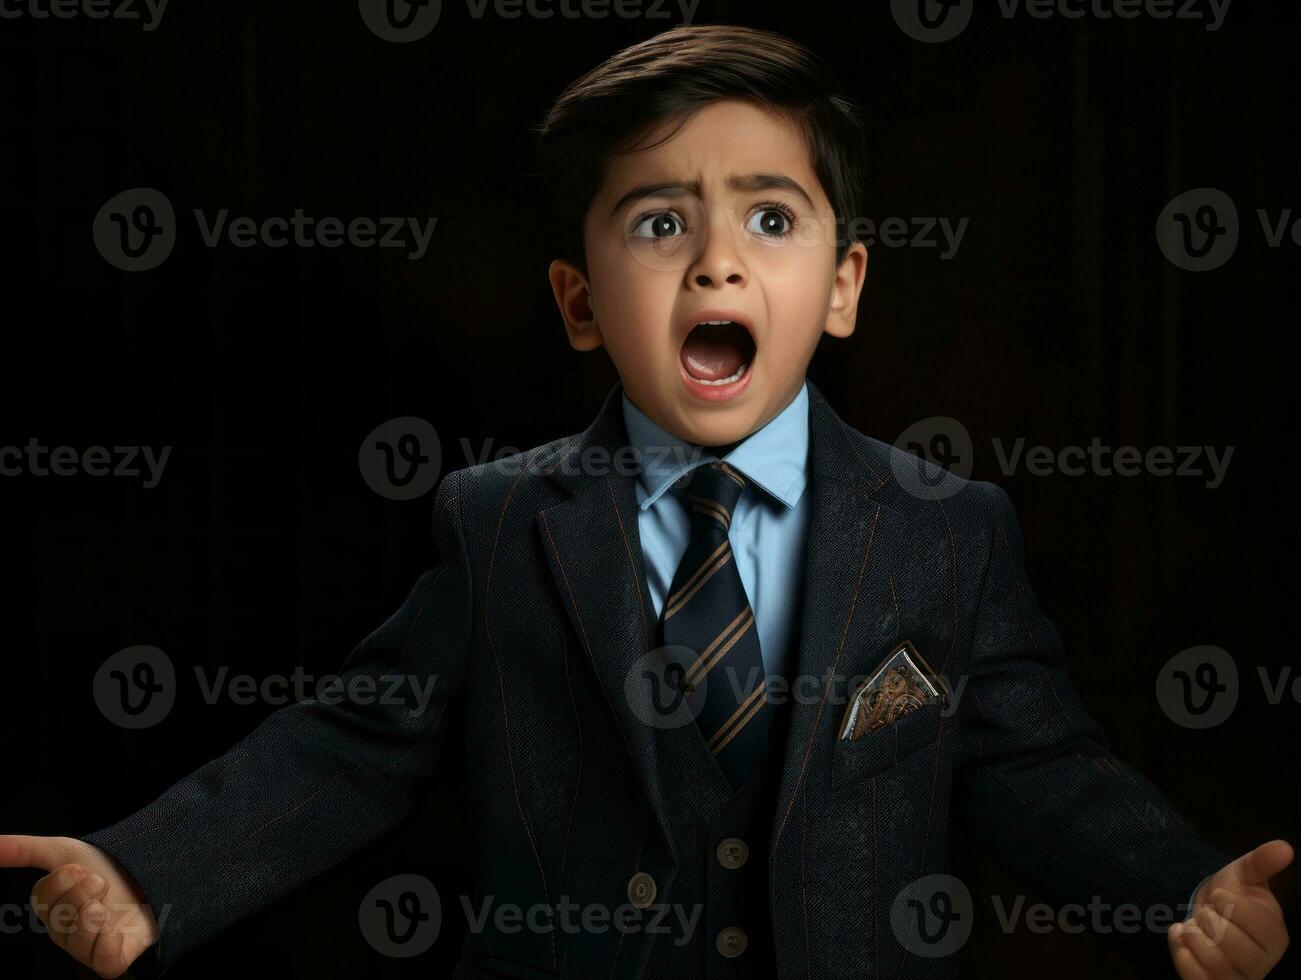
[716,926,748,957]
[627,871,656,909]
[717,837,749,869]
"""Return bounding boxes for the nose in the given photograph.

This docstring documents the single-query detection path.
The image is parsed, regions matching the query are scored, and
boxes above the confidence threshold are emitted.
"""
[686,208,747,289]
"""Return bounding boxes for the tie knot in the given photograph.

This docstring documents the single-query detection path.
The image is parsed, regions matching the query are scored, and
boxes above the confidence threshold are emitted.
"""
[672,461,746,530]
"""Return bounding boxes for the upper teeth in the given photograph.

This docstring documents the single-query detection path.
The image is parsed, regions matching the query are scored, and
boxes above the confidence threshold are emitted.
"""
[698,320,734,326]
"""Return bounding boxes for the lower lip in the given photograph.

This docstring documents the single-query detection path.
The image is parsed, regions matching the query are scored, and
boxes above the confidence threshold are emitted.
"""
[679,355,754,402]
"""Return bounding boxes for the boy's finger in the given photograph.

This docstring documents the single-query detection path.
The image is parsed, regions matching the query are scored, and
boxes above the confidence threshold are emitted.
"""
[90,924,129,980]
[1194,904,1270,976]
[0,834,68,872]
[31,863,84,905]
[1173,918,1242,979]
[65,894,110,968]
[42,871,106,950]
[1210,887,1289,961]
[1211,885,1287,932]
[31,865,87,936]
[1168,927,1215,980]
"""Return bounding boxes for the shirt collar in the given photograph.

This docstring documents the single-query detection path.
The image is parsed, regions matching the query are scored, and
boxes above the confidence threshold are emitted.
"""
[620,381,810,512]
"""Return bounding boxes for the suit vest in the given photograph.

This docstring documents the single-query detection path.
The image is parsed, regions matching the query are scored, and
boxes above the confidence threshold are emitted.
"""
[641,681,794,979]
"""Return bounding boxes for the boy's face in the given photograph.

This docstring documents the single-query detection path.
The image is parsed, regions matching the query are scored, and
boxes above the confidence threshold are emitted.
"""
[549,98,868,450]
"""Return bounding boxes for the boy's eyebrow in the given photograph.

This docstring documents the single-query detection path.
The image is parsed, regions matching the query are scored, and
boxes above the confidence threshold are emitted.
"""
[608,173,815,217]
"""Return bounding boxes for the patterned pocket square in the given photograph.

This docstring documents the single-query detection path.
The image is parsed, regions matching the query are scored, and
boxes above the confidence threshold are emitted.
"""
[838,640,948,740]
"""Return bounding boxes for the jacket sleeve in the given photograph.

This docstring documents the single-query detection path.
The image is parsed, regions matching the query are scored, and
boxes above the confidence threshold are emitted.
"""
[952,482,1227,970]
[78,468,474,976]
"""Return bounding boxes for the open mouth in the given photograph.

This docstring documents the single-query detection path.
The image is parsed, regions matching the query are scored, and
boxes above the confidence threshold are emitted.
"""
[679,320,756,388]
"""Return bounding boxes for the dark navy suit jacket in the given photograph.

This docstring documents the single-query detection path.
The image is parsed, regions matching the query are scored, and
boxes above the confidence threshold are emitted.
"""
[82,378,1228,977]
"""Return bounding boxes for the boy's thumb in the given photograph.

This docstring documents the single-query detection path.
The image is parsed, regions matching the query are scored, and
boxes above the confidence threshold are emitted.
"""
[1236,839,1294,886]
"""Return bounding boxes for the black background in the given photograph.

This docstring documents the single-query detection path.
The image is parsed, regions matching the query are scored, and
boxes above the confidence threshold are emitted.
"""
[1,0,1296,976]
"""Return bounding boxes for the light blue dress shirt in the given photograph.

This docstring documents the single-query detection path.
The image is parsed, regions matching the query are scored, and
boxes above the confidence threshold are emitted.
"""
[621,381,811,684]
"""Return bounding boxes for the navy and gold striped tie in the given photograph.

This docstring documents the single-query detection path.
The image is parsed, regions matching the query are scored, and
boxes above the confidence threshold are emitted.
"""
[658,460,771,789]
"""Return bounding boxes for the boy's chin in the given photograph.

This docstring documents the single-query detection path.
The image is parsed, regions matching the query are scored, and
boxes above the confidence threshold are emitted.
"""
[621,370,781,448]
[664,399,768,451]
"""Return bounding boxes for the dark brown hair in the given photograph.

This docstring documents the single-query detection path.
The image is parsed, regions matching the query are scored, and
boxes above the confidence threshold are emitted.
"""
[532,24,869,275]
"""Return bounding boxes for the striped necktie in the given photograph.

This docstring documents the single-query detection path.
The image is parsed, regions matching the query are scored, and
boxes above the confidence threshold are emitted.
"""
[658,460,771,789]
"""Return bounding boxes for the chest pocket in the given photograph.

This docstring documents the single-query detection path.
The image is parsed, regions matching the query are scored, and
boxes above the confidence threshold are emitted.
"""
[828,697,945,791]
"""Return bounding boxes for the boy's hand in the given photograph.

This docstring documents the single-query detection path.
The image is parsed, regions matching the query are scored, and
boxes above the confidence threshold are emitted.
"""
[1169,839,1292,979]
[0,834,159,978]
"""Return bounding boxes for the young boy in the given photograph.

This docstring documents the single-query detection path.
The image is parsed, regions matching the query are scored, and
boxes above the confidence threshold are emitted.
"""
[1,23,1290,980]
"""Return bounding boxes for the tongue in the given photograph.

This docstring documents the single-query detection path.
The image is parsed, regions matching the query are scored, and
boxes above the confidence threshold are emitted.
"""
[681,323,747,381]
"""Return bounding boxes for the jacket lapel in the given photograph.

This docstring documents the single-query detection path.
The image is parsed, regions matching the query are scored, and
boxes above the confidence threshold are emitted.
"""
[769,379,909,855]
[534,383,679,877]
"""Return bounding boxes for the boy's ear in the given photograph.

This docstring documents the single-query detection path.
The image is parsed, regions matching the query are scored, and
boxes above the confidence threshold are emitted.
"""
[823,241,869,339]
[548,258,604,352]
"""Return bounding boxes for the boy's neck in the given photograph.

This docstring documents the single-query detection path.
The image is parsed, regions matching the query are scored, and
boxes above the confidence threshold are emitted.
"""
[696,437,741,456]
[623,378,806,459]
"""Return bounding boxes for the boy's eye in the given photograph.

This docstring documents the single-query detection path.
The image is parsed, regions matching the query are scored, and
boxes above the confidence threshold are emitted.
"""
[630,212,684,239]
[628,203,798,242]
[747,205,796,238]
